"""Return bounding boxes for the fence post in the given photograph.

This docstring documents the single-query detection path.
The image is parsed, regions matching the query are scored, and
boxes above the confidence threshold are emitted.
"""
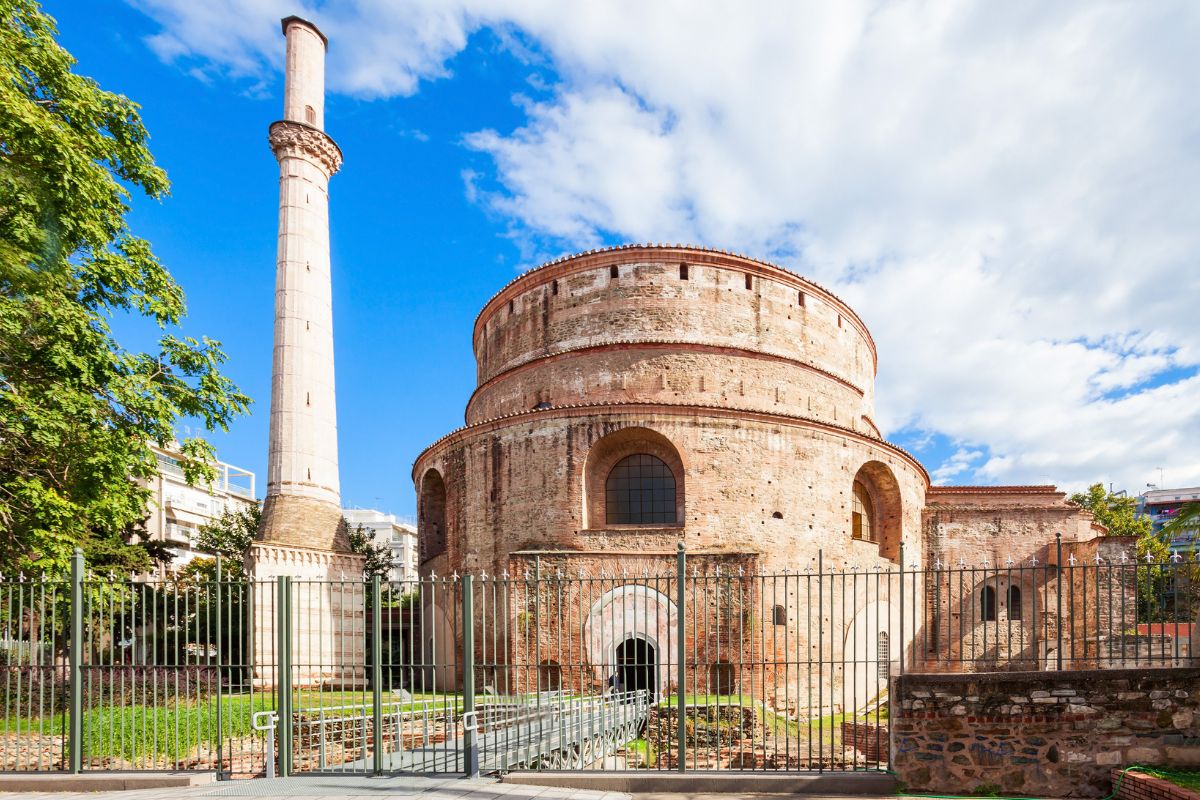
[371,574,383,775]
[675,542,686,772]
[276,575,292,777]
[898,541,905,676]
[1055,532,1063,671]
[215,555,224,778]
[68,547,84,774]
[461,573,479,778]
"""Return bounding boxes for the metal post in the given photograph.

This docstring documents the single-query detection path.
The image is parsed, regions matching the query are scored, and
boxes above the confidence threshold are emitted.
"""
[215,555,224,778]
[462,574,479,778]
[276,576,292,777]
[675,543,686,772]
[264,721,276,779]
[371,574,383,775]
[68,548,84,774]
[1055,533,1063,671]
[898,541,905,676]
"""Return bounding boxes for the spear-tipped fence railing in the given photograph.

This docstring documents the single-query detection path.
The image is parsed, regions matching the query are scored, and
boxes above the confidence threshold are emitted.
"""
[0,543,1195,775]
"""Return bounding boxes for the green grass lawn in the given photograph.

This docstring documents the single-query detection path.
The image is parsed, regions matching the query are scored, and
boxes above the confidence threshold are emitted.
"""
[651,695,885,741]
[1,690,456,762]
[1135,769,1200,793]
[623,736,655,766]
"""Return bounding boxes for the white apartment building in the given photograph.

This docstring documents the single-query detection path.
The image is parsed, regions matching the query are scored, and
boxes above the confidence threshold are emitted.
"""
[342,508,419,583]
[142,444,257,565]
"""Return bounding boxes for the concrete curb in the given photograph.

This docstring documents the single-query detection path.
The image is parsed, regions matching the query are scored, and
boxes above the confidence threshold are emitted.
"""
[0,771,216,792]
[500,770,897,795]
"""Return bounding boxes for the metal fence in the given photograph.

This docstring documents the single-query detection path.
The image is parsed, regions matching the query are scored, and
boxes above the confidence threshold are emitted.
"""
[1,543,1196,777]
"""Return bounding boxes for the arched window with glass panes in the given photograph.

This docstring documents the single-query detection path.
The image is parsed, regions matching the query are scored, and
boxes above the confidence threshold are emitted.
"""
[605,453,677,525]
[852,481,876,543]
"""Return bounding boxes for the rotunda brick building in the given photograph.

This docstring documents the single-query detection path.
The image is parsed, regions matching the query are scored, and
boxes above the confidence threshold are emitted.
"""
[410,245,1107,720]
[413,244,927,577]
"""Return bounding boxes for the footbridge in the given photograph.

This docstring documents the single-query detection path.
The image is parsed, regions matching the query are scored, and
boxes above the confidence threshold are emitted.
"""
[295,690,653,775]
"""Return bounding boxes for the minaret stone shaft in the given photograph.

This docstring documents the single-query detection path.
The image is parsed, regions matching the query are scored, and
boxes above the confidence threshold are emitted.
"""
[258,15,347,550]
[248,16,362,689]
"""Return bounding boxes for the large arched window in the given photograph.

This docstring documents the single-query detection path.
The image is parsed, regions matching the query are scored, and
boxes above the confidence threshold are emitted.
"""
[850,462,903,562]
[419,469,447,563]
[605,454,677,524]
[852,481,876,543]
[583,427,685,528]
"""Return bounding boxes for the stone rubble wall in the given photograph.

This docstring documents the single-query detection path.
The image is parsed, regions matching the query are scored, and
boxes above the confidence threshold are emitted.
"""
[892,668,1200,798]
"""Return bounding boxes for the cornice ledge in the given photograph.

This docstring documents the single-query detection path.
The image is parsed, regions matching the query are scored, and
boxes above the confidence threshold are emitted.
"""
[269,119,343,175]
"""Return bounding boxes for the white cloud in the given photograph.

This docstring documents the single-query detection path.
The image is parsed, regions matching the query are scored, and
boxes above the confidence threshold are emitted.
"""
[129,0,1200,492]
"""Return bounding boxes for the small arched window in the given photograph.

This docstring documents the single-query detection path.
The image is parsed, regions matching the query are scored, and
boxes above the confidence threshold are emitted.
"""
[877,631,890,680]
[852,481,875,543]
[709,661,736,695]
[605,454,677,525]
[1007,586,1022,621]
[539,659,562,692]
[981,586,997,622]
[772,605,787,626]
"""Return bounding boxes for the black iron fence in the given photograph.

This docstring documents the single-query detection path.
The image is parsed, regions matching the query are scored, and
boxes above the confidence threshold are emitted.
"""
[1,543,1196,776]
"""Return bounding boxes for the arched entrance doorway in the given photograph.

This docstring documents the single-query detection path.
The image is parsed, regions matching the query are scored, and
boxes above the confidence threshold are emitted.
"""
[616,637,657,698]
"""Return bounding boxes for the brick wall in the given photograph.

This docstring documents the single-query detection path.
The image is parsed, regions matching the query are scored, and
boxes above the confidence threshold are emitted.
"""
[1113,770,1200,800]
[892,668,1200,798]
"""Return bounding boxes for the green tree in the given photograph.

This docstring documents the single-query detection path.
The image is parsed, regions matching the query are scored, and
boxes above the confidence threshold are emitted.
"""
[347,520,398,581]
[1068,483,1165,560]
[195,502,261,577]
[0,0,250,575]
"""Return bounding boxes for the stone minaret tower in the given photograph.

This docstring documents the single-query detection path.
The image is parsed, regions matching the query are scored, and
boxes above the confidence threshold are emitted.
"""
[249,16,362,687]
[256,15,349,551]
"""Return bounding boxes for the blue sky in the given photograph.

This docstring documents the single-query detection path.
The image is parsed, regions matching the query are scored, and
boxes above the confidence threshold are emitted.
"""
[51,1,1200,516]
[55,3,561,516]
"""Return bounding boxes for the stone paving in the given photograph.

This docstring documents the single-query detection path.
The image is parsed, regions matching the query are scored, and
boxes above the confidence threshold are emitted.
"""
[0,775,626,800]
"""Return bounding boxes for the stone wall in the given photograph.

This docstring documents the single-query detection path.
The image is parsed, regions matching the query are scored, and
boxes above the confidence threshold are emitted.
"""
[892,668,1200,798]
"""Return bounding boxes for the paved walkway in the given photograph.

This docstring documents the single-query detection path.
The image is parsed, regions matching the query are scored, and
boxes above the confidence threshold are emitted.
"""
[0,776,626,800]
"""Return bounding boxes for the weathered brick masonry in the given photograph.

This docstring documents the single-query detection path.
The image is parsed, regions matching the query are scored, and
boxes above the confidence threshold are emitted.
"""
[411,244,1105,707]
[892,668,1200,798]
[1113,770,1200,800]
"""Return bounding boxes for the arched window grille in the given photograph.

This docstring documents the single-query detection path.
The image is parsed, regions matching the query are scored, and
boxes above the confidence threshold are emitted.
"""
[981,586,997,622]
[852,481,875,543]
[877,631,890,680]
[1007,585,1022,620]
[605,453,677,524]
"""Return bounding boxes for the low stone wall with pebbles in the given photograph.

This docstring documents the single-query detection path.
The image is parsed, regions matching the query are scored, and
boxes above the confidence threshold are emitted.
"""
[892,668,1200,798]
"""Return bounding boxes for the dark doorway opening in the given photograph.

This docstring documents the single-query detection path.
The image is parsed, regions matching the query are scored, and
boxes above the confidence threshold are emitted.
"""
[616,637,657,698]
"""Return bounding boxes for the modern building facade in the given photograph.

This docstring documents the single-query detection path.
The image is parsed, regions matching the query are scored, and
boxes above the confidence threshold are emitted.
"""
[343,508,419,583]
[141,444,256,565]
[1140,486,1200,558]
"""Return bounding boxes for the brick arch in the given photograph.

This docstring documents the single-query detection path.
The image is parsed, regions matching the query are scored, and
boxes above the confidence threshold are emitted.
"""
[418,468,447,564]
[582,426,685,529]
[852,460,903,562]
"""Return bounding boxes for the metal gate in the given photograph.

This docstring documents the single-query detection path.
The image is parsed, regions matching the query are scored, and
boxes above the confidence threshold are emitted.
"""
[279,545,904,776]
[2,542,1189,776]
